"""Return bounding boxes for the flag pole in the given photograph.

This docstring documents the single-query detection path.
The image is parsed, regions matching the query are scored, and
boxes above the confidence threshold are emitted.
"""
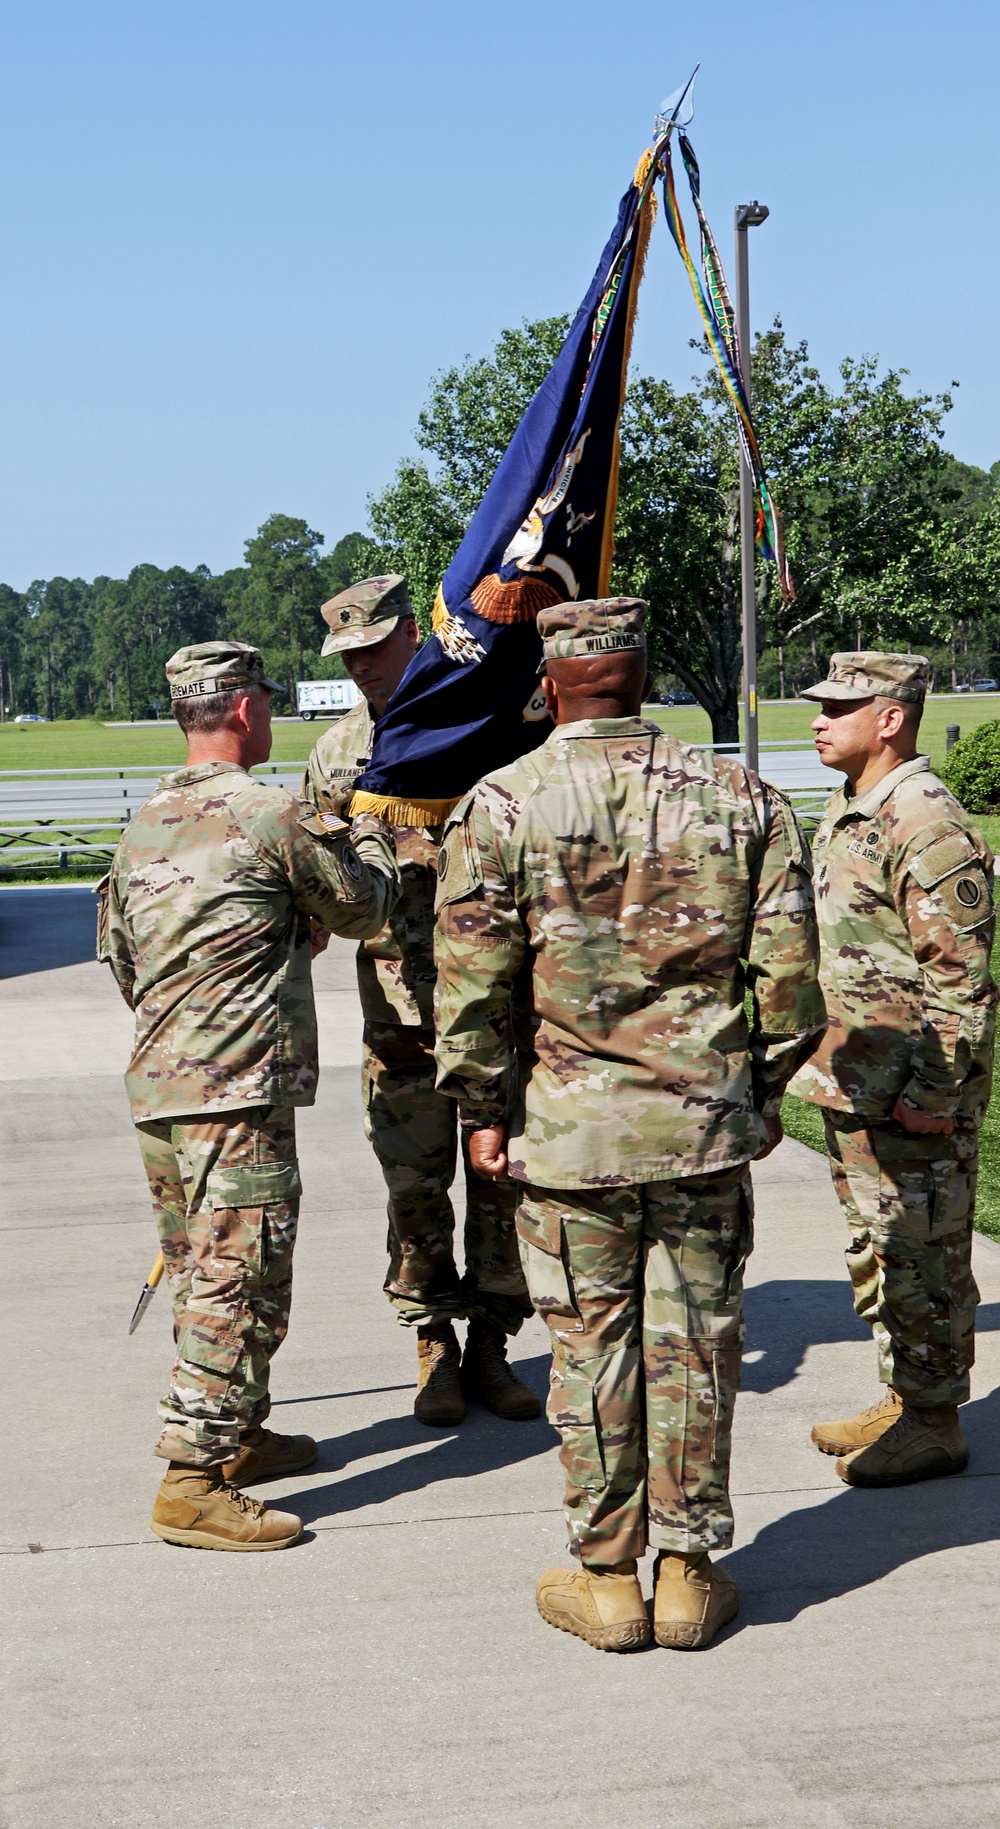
[734,199,769,775]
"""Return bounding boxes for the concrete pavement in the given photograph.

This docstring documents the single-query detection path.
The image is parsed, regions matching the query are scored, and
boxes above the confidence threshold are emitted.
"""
[3,888,1000,1827]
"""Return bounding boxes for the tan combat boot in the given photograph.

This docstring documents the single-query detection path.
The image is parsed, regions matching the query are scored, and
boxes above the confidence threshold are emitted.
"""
[461,1319,542,1421]
[652,1550,739,1650]
[536,1563,650,1652]
[811,1386,904,1457]
[414,1322,465,1426]
[837,1404,969,1487]
[221,1425,317,1487]
[150,1464,303,1550]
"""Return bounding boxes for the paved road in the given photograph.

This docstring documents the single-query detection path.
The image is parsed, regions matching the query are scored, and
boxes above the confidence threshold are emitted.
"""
[3,889,1000,1826]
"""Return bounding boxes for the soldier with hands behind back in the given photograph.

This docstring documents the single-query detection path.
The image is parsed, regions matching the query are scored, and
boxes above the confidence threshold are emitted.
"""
[434,600,825,1652]
[303,577,538,1428]
[100,641,398,1551]
[793,654,997,1486]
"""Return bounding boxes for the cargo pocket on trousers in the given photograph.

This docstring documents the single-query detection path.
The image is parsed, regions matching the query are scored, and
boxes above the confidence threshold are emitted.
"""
[709,1342,742,1466]
[205,1161,303,1279]
[515,1194,583,1332]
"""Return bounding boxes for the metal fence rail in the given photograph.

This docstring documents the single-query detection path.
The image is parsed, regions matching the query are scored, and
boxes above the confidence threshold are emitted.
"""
[0,764,308,863]
[0,747,831,867]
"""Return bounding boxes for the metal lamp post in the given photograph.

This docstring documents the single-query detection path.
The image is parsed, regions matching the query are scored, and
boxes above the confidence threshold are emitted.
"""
[734,200,769,774]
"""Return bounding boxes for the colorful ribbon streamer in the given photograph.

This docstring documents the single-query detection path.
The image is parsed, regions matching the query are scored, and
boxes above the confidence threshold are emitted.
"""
[662,132,794,602]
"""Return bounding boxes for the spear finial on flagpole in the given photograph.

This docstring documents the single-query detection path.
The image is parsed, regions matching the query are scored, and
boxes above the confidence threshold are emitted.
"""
[654,65,699,144]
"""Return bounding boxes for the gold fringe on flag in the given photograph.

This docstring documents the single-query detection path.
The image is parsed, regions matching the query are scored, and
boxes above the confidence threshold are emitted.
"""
[350,788,461,826]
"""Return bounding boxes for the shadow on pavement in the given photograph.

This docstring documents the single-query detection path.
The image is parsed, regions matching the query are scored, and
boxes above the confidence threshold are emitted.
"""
[743,1280,1000,1394]
[727,1380,1000,1627]
[0,886,98,978]
[278,1353,558,1525]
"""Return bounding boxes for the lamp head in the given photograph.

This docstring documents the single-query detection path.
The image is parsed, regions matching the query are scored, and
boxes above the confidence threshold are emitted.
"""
[736,201,770,228]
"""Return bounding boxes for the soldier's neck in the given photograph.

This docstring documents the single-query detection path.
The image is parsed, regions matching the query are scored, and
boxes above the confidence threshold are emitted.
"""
[847,742,917,798]
[184,732,258,770]
[554,695,644,724]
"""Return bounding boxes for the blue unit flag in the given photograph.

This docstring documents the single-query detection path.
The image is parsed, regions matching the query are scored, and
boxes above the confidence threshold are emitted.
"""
[352,150,658,822]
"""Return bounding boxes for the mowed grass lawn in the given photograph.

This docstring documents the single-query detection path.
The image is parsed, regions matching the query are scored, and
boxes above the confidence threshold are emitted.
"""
[5,706,1000,1236]
[0,691,997,774]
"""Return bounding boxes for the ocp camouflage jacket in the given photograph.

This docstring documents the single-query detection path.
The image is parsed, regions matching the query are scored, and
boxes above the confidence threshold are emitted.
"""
[100,761,398,1123]
[303,701,441,1030]
[790,755,997,1124]
[433,717,826,1188]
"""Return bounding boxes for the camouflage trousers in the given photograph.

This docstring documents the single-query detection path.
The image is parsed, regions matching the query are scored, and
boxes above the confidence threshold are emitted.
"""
[362,1023,531,1332]
[823,1113,980,1408]
[516,1163,753,1565]
[136,1105,301,1467]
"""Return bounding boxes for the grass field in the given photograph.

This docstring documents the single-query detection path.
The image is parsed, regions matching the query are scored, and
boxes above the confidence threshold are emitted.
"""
[1,692,998,775]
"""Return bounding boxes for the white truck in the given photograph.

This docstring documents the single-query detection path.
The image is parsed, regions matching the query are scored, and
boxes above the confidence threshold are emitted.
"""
[296,679,362,721]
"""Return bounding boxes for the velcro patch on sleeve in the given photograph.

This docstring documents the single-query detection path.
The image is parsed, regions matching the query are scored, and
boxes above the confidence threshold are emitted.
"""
[908,831,977,889]
[435,807,484,909]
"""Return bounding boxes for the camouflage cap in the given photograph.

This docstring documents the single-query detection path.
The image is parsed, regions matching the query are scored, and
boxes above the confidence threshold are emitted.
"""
[166,640,282,702]
[320,574,413,657]
[801,652,930,705]
[536,597,648,673]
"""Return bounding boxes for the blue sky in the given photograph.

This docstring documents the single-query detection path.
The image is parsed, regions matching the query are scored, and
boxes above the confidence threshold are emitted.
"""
[0,0,996,588]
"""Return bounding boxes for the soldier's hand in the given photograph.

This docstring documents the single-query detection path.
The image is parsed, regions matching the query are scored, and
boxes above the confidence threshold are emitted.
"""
[309,920,331,958]
[469,1124,509,1181]
[893,1095,955,1136]
[754,1113,784,1159]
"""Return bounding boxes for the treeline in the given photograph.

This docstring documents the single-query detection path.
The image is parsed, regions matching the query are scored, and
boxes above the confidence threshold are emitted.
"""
[361,317,1000,738]
[5,317,1000,736]
[0,521,373,721]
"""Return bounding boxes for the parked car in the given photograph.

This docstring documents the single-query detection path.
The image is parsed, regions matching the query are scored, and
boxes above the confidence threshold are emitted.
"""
[973,679,999,693]
[13,713,46,722]
[661,689,697,707]
[296,679,362,721]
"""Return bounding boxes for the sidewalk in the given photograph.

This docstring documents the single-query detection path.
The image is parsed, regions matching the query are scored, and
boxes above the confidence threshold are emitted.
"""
[3,889,1000,1827]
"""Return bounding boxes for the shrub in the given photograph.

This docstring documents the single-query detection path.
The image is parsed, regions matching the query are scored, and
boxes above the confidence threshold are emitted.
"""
[941,720,1000,813]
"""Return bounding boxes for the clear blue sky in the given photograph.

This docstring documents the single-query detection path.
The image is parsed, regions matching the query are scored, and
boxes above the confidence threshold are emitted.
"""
[0,0,996,589]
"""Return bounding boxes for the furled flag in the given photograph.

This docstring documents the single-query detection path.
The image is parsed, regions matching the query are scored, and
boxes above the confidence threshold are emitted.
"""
[351,149,662,823]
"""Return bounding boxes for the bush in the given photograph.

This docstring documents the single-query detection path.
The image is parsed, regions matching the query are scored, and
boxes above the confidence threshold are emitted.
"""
[940,720,1000,813]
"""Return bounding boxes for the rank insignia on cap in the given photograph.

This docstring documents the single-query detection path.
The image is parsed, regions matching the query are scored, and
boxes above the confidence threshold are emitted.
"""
[340,609,351,624]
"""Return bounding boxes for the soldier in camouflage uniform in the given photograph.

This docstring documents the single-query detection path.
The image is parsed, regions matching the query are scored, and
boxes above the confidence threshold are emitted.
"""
[101,640,398,1551]
[792,653,997,1486]
[302,576,538,1427]
[434,600,825,1651]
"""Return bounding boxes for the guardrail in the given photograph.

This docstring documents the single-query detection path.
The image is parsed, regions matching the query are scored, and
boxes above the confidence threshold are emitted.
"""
[0,743,831,867]
[0,763,308,865]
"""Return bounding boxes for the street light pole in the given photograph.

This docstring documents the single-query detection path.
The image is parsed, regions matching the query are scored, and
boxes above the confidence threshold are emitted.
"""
[734,200,768,775]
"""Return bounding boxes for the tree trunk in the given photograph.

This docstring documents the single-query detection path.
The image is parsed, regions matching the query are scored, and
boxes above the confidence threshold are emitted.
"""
[810,631,819,678]
[951,626,957,692]
[778,644,785,700]
[710,700,740,746]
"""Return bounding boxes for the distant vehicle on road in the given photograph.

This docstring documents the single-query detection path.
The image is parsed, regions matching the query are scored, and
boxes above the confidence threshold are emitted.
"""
[660,689,697,707]
[296,679,362,721]
[973,678,998,693]
[13,713,46,723]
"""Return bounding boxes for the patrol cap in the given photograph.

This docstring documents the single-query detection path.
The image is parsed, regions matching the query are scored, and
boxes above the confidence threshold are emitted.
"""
[536,597,648,673]
[801,652,929,705]
[320,574,414,657]
[166,640,282,702]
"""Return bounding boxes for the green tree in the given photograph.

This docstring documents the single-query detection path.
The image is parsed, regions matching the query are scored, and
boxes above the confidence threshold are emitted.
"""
[365,317,570,626]
[615,325,957,739]
[236,513,328,702]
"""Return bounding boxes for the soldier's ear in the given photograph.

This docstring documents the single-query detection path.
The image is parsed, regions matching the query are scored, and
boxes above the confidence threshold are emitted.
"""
[542,674,559,719]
